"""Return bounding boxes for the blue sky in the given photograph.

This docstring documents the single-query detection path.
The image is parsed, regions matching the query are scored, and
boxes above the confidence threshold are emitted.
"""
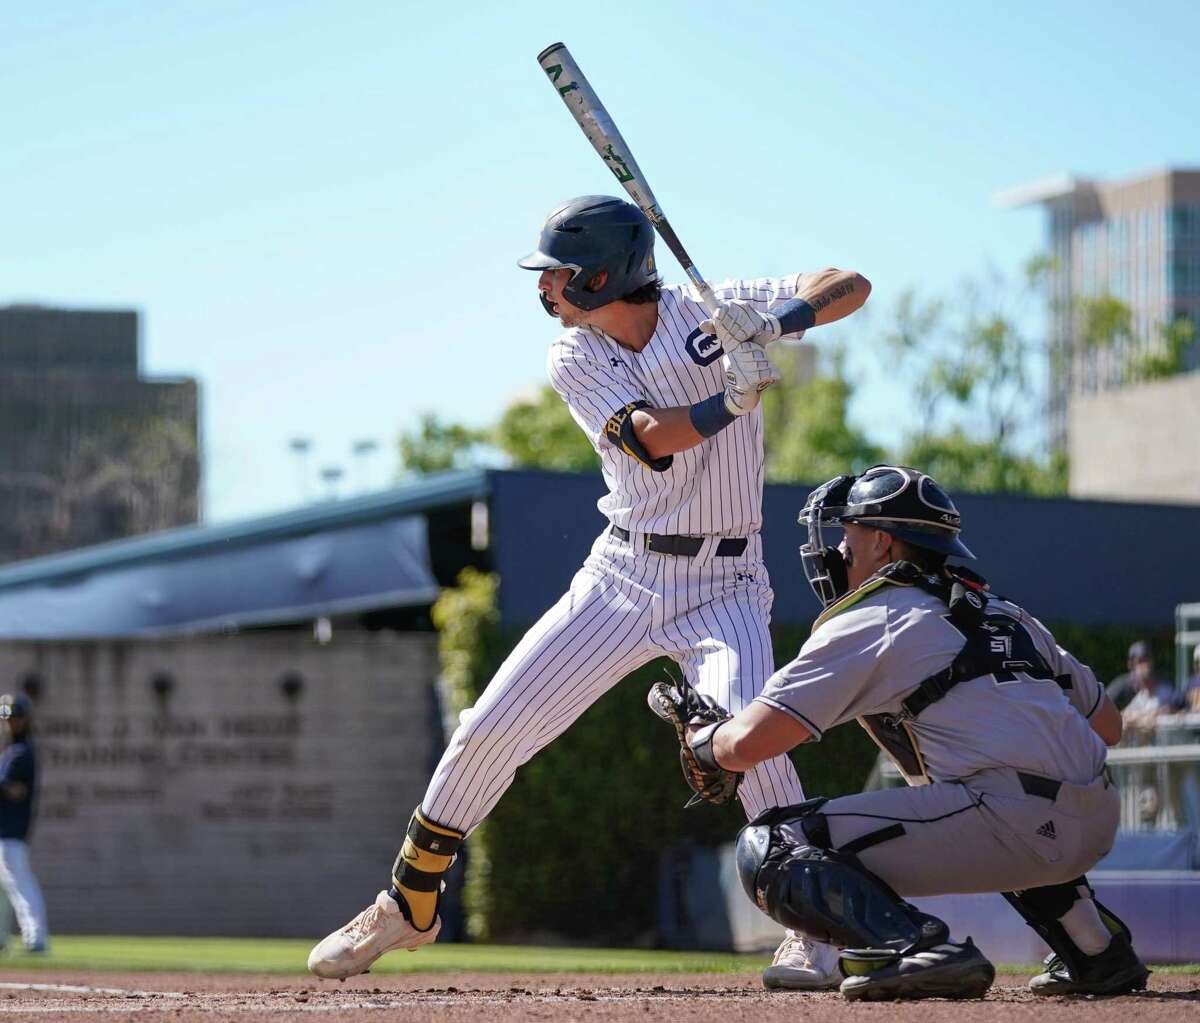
[5,1,1197,521]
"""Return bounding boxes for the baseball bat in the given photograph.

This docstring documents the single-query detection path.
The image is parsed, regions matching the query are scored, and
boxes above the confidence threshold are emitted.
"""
[536,42,719,316]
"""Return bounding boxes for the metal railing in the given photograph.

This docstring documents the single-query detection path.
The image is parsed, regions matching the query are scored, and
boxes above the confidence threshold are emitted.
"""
[1177,601,1200,694]
[868,731,1200,833]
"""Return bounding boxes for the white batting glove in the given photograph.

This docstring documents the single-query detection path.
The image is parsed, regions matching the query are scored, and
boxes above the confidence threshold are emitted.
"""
[722,341,779,416]
[700,300,783,348]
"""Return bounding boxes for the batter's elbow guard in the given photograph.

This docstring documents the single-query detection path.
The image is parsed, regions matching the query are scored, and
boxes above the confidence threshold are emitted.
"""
[604,401,673,472]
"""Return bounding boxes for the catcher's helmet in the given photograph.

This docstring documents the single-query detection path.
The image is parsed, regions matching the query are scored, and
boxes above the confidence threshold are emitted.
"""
[841,465,974,559]
[799,465,974,607]
[518,195,657,311]
[0,694,32,720]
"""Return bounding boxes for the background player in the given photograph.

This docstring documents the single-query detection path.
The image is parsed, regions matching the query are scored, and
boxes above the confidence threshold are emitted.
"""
[654,465,1147,1000]
[309,195,871,987]
[0,694,48,953]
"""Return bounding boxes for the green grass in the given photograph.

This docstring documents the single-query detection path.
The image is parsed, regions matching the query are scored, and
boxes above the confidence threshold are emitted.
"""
[1,937,1195,977]
[0,937,772,975]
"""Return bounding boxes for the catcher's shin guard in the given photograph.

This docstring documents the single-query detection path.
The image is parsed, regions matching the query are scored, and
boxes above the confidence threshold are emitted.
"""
[736,805,948,957]
[1002,877,1144,986]
[391,807,464,931]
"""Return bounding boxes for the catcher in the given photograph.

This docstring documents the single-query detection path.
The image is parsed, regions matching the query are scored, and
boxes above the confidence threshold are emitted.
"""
[651,464,1148,1001]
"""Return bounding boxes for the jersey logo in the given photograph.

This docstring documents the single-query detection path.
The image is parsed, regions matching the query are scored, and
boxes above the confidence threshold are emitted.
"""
[684,326,724,366]
[1036,820,1057,840]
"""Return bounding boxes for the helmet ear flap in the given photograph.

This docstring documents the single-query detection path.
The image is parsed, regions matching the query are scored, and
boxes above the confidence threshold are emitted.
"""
[518,196,657,311]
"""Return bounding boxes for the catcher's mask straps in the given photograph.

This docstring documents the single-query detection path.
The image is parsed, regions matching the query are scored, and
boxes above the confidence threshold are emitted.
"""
[391,807,465,931]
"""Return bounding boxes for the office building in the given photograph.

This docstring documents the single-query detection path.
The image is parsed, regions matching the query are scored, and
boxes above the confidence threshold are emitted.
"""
[998,168,1200,450]
[0,305,199,562]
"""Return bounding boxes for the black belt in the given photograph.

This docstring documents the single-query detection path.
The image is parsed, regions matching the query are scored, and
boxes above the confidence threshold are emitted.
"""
[1017,772,1061,801]
[610,525,748,557]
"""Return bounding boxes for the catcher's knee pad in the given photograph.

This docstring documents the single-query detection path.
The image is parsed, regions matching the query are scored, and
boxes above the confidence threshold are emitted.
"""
[735,802,945,954]
[391,807,464,932]
[1003,877,1132,975]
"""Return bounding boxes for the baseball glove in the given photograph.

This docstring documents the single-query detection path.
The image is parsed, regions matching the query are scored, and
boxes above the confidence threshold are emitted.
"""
[647,677,741,807]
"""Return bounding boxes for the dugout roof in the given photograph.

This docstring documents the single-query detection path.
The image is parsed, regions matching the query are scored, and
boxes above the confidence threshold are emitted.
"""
[0,470,489,639]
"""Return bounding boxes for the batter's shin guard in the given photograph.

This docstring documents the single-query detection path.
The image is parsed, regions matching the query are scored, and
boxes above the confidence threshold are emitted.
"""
[391,807,464,932]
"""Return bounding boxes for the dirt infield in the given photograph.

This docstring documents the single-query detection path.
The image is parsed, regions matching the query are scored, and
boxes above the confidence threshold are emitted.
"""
[0,970,1196,1022]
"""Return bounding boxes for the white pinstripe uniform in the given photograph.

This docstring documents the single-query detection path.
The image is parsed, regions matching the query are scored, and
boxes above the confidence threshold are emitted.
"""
[423,276,810,831]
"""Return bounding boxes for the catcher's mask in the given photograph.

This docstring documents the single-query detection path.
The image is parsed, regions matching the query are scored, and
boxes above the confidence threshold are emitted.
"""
[799,465,976,608]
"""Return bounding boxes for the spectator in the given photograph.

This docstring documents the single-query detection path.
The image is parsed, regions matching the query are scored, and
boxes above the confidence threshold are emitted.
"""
[0,694,47,953]
[1187,646,1200,713]
[1107,641,1182,713]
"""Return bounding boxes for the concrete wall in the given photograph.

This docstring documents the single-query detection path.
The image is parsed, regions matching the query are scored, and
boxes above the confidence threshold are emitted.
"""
[671,844,1200,961]
[1070,372,1200,505]
[2,630,441,938]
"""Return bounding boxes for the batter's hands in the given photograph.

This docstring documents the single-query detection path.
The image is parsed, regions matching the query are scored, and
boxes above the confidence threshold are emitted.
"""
[722,341,779,416]
[700,300,783,348]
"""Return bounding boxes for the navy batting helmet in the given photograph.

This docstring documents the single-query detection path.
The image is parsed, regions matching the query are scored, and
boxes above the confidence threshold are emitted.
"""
[518,196,657,311]
[0,694,32,720]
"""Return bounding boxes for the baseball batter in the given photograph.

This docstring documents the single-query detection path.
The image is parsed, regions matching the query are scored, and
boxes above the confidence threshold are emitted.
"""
[652,465,1148,1000]
[309,195,870,986]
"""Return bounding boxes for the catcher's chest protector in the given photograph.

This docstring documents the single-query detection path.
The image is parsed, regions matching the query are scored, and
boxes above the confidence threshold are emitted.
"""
[840,563,1063,785]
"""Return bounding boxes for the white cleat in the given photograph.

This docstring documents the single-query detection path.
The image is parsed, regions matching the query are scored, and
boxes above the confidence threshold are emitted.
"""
[763,930,843,991]
[308,890,440,980]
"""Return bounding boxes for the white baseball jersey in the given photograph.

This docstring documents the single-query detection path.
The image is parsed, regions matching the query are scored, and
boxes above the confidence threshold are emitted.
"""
[420,274,817,836]
[547,276,806,536]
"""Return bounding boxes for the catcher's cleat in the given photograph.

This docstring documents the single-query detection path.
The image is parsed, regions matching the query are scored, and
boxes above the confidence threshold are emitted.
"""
[308,890,440,980]
[1028,933,1149,996]
[839,937,995,1002]
[762,930,842,991]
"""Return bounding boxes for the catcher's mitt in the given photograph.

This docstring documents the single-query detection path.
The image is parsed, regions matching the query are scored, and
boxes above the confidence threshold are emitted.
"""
[647,677,741,807]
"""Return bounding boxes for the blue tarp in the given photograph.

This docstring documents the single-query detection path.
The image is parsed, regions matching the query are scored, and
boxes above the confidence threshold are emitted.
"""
[489,469,1200,627]
[0,515,438,639]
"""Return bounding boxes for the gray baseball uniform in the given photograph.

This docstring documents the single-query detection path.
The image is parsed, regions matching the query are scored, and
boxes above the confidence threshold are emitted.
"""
[755,577,1118,897]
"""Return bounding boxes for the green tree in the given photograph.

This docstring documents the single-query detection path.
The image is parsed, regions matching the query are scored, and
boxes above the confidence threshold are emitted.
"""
[397,412,489,474]
[879,259,1065,494]
[1077,292,1195,383]
[492,385,599,472]
[761,345,884,482]
[903,429,1067,496]
[1133,316,1196,380]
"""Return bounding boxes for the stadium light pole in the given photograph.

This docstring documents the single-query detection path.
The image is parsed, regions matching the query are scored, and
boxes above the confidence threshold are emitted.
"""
[351,439,380,493]
[319,465,345,502]
[289,437,313,504]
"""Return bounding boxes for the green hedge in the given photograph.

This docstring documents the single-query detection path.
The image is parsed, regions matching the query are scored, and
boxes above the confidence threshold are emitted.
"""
[432,573,874,944]
[432,570,1172,944]
[1043,621,1174,687]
